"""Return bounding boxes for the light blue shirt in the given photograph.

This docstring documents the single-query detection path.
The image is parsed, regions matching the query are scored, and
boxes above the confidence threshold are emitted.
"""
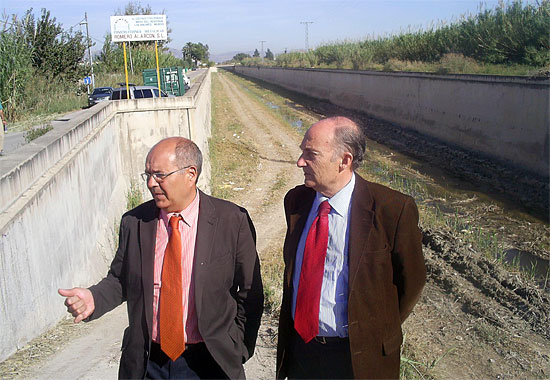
[291,173,355,337]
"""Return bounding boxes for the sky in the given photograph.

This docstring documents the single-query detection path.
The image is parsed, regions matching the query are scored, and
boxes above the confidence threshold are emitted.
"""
[1,0,534,59]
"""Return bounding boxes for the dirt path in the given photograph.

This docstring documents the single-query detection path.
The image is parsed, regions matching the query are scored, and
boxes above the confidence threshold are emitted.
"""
[215,72,303,254]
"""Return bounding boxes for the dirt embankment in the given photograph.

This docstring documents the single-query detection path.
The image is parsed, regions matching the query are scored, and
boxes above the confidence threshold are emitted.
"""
[1,70,548,380]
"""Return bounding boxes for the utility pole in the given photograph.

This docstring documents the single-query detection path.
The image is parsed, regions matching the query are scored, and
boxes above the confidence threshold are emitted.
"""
[260,40,266,62]
[300,21,313,51]
[80,13,94,92]
[128,41,134,75]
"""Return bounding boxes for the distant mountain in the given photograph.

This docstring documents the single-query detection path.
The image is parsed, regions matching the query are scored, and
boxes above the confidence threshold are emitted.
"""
[210,51,254,64]
[167,47,183,58]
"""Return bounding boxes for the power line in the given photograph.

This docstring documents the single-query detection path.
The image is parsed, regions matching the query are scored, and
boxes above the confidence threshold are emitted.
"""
[80,12,95,90]
[300,21,313,51]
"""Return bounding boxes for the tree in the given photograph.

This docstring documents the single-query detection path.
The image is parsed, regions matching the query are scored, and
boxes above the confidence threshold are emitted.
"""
[96,34,120,72]
[182,42,209,67]
[253,49,260,57]
[232,53,251,62]
[265,48,274,60]
[20,8,86,81]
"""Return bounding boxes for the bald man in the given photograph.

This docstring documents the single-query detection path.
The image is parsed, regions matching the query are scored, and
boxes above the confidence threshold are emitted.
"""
[276,117,426,379]
[60,137,263,379]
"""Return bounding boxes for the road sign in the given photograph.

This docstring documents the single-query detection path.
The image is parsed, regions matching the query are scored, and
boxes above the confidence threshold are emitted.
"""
[110,15,167,42]
[83,76,92,85]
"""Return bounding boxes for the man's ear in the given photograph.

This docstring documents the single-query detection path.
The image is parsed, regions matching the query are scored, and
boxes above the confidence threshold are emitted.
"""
[187,166,198,181]
[340,152,354,171]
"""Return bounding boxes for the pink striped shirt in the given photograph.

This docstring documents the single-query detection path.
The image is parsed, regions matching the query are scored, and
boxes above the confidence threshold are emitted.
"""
[152,191,202,343]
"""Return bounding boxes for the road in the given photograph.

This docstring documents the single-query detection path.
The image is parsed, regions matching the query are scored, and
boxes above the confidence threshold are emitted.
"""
[2,69,205,155]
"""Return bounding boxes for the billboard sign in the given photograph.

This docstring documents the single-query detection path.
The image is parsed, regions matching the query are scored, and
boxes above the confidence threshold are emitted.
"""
[110,15,167,42]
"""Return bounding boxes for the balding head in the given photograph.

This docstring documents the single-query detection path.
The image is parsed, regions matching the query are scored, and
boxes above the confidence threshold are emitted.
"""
[297,117,365,197]
[324,117,366,170]
[148,137,203,182]
[145,137,203,212]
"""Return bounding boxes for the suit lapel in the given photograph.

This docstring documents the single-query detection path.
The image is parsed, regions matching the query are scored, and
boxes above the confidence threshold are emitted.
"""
[348,175,375,289]
[284,189,315,287]
[192,191,218,316]
[139,201,159,336]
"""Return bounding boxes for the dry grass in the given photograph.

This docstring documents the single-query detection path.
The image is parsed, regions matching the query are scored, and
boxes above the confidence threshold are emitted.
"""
[210,73,260,200]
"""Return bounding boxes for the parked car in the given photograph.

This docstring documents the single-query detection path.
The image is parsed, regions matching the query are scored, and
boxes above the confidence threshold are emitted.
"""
[110,85,173,100]
[88,87,113,106]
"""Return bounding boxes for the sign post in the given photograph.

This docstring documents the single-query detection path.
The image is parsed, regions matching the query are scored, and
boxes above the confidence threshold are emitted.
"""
[83,76,92,94]
[123,42,130,99]
[110,15,168,98]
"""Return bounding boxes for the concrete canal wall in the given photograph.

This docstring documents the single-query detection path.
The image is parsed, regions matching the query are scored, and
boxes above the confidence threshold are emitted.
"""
[0,69,212,361]
[233,66,549,178]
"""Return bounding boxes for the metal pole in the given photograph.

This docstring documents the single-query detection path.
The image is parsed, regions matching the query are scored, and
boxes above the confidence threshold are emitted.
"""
[84,13,94,89]
[123,42,130,99]
[128,41,134,75]
[260,40,266,62]
[300,21,313,51]
[155,41,161,95]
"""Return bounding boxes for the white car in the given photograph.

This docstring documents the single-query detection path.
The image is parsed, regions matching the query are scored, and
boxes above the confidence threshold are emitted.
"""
[110,85,173,100]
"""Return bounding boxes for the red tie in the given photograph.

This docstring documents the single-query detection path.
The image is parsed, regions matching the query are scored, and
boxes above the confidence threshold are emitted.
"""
[160,215,185,361]
[294,200,331,343]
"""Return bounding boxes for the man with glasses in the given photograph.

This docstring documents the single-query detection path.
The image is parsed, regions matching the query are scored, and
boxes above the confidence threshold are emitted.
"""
[59,137,264,379]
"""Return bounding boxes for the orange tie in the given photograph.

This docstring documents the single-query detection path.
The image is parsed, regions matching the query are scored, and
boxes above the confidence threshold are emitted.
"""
[160,215,185,361]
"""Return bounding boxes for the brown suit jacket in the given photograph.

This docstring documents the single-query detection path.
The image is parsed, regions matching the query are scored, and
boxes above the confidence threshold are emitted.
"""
[276,174,425,379]
[88,190,264,379]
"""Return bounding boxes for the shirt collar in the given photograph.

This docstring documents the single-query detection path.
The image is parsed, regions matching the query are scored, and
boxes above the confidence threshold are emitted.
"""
[314,173,355,217]
[159,190,200,227]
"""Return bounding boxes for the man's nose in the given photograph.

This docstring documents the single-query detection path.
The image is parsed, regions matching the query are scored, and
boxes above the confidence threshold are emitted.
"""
[147,175,159,186]
[297,155,306,168]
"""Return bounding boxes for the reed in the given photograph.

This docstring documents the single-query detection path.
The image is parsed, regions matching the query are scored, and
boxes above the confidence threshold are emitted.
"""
[273,1,549,75]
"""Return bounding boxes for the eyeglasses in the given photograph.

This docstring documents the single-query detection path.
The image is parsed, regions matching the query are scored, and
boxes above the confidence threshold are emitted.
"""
[141,166,192,182]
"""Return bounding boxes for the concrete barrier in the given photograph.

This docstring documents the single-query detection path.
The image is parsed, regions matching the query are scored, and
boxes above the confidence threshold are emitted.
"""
[0,69,212,361]
[233,66,549,177]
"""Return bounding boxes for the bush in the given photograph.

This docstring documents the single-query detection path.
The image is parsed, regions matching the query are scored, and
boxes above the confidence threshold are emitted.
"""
[24,123,53,142]
[438,53,479,74]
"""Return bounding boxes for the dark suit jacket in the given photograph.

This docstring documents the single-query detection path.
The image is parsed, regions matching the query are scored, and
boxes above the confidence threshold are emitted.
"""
[276,174,425,379]
[88,190,264,379]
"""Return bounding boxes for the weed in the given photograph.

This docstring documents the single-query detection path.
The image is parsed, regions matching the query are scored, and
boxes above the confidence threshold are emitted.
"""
[126,180,143,210]
[24,122,53,142]
[472,319,509,346]
[262,172,288,208]
[260,243,284,314]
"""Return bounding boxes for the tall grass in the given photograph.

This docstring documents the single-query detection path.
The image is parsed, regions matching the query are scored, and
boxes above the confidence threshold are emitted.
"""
[96,42,182,74]
[273,0,549,75]
[1,22,182,128]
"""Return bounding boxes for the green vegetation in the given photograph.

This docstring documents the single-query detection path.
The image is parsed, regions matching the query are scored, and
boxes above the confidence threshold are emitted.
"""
[182,42,212,68]
[0,8,87,122]
[24,122,53,142]
[232,52,252,63]
[126,180,143,210]
[243,0,549,76]
[95,34,181,74]
[0,3,206,133]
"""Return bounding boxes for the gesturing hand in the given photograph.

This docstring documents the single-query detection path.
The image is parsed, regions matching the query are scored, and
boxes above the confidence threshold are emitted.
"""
[58,288,95,323]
